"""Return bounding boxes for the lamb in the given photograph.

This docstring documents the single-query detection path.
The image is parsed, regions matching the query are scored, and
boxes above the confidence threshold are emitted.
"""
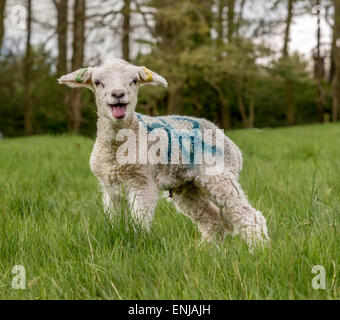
[58,58,269,247]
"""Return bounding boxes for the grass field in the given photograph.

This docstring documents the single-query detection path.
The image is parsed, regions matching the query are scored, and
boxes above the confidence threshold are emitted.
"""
[0,124,339,300]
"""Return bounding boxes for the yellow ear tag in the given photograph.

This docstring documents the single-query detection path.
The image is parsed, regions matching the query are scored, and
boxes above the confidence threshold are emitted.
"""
[143,67,153,82]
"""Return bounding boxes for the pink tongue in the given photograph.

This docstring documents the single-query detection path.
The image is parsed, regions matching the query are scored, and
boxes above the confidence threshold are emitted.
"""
[112,106,126,119]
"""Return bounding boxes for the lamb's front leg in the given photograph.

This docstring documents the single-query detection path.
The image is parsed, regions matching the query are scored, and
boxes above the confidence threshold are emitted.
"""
[101,184,122,219]
[127,183,159,231]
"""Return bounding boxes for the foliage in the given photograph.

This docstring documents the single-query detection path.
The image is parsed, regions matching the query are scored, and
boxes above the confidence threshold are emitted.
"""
[0,0,335,136]
[0,49,96,137]
[135,0,332,129]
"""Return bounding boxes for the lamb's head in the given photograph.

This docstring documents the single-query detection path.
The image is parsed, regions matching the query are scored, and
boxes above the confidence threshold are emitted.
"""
[58,59,167,124]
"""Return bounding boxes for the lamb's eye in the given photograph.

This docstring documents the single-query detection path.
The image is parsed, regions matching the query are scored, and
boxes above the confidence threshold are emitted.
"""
[132,78,138,85]
[94,79,101,87]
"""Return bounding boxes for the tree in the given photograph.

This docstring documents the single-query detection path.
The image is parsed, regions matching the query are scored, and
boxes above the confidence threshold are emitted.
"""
[216,0,231,130]
[217,0,233,130]
[216,0,251,129]
[282,0,295,126]
[331,0,340,122]
[53,0,68,75]
[122,0,131,60]
[227,0,235,43]
[68,0,85,133]
[0,0,5,54]
[226,0,254,129]
[138,0,262,129]
[313,0,325,123]
[24,0,33,135]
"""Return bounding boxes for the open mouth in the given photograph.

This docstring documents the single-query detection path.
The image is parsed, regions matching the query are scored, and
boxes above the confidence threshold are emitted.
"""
[108,103,128,119]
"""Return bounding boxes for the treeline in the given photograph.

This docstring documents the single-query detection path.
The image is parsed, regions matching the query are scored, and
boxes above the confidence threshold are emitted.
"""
[0,0,339,137]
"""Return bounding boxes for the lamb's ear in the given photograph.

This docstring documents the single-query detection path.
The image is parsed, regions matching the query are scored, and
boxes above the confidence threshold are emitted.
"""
[58,67,94,89]
[138,67,168,87]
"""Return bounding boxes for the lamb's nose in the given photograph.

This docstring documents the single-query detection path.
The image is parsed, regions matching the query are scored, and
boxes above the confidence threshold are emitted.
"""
[111,91,125,99]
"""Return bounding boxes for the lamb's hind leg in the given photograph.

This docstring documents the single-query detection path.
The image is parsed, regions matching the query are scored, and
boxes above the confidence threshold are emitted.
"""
[171,184,232,242]
[194,170,269,247]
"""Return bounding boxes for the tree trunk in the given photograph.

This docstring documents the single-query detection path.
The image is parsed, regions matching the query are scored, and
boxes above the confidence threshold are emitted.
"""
[236,0,246,37]
[213,81,231,130]
[68,0,85,133]
[227,0,235,43]
[329,21,336,84]
[248,89,255,128]
[314,0,324,123]
[282,0,293,57]
[72,0,85,71]
[54,0,68,75]
[0,0,6,54]
[217,0,224,47]
[216,0,231,130]
[122,0,130,60]
[332,0,340,122]
[285,80,295,126]
[167,85,182,115]
[283,0,295,126]
[315,59,325,123]
[24,0,33,135]
[227,0,249,128]
[236,77,249,128]
[215,0,235,129]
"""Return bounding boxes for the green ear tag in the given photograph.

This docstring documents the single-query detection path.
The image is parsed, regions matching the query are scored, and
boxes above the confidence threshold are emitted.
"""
[76,68,88,83]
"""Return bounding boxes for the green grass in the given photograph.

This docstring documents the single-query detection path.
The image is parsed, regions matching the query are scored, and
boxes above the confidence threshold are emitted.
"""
[0,123,339,300]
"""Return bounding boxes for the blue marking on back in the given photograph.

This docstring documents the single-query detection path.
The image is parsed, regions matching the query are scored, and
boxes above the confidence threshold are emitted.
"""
[136,113,223,165]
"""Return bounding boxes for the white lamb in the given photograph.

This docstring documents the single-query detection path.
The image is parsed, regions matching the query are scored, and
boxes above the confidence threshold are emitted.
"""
[59,59,269,247]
